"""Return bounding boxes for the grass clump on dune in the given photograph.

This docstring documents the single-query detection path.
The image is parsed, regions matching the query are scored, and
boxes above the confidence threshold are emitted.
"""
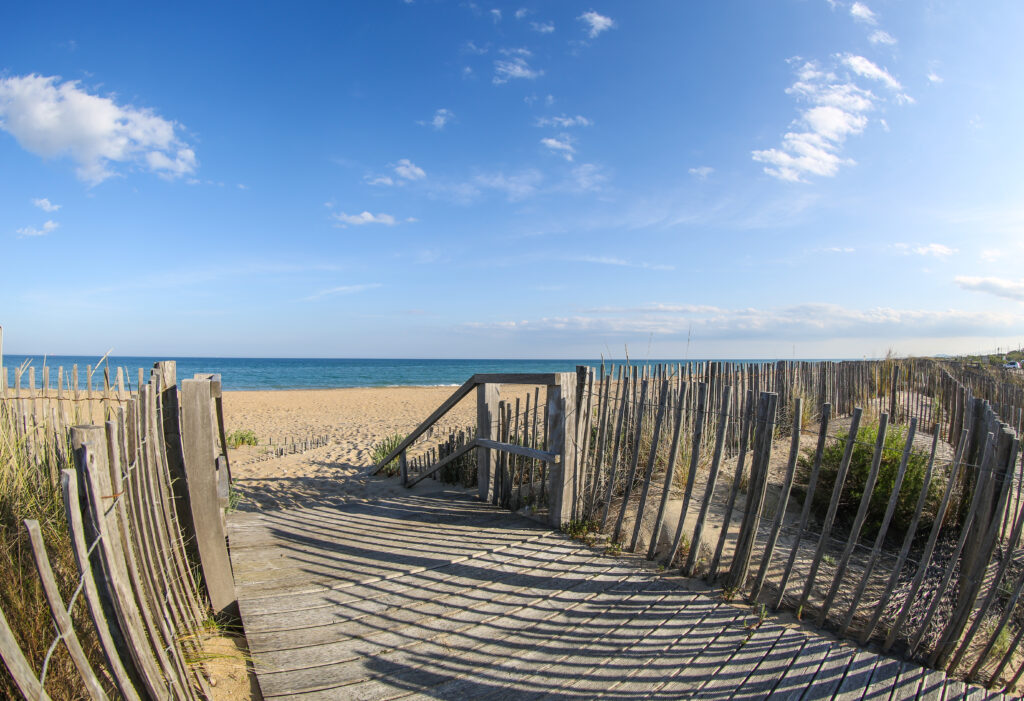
[372,433,406,476]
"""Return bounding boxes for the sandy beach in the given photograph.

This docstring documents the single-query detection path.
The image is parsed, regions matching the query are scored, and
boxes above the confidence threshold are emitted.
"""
[222,385,544,511]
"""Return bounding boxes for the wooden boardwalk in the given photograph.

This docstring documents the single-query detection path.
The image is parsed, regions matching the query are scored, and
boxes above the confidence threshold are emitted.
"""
[228,485,1006,700]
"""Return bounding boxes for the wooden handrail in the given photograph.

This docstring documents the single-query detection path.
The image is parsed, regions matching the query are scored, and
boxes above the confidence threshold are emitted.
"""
[369,372,563,476]
[404,437,558,488]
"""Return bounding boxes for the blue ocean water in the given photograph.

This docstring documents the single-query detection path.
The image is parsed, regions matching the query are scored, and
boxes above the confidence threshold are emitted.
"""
[1,355,752,391]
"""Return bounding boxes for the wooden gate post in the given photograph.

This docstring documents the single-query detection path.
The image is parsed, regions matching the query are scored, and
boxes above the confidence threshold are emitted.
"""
[546,372,580,527]
[477,383,500,502]
[180,378,238,620]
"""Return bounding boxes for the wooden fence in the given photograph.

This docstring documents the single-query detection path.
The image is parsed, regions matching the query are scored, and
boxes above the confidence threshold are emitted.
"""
[0,359,236,699]
[381,358,1024,693]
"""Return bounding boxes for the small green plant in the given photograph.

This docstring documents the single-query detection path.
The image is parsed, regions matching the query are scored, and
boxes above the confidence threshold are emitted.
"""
[822,554,837,567]
[604,541,622,556]
[225,429,258,448]
[371,433,407,476]
[561,519,600,541]
[991,626,1013,663]
[722,585,740,602]
[225,486,243,513]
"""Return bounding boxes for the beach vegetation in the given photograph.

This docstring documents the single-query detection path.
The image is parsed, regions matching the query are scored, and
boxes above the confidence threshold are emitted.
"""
[0,403,111,699]
[371,433,406,476]
[798,421,940,544]
[226,428,259,448]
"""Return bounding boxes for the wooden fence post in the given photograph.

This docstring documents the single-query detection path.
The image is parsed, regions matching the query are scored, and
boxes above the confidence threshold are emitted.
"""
[546,372,579,527]
[477,382,500,502]
[180,378,239,620]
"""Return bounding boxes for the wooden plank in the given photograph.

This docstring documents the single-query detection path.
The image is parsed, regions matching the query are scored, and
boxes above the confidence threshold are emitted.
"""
[476,383,500,502]
[883,428,970,652]
[24,518,109,701]
[611,379,650,543]
[407,439,479,487]
[665,382,708,565]
[546,373,578,527]
[777,402,831,610]
[646,391,686,560]
[629,379,670,552]
[799,408,863,613]
[839,417,920,637]
[751,396,802,599]
[72,428,171,700]
[684,384,732,576]
[0,605,51,701]
[61,469,142,701]
[180,378,239,618]
[474,438,558,463]
[600,368,632,529]
[709,388,754,579]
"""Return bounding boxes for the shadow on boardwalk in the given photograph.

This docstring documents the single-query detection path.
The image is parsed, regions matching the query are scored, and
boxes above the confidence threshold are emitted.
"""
[227,483,1001,700]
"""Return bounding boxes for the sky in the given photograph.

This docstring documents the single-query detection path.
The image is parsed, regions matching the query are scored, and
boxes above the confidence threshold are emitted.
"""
[1,1,1023,360]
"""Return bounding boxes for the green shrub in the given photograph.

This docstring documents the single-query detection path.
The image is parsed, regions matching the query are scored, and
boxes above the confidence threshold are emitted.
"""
[371,433,406,476]
[225,429,258,448]
[800,422,941,545]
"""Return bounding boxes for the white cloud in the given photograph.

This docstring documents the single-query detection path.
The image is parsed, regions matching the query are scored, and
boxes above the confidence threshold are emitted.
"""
[956,276,1024,302]
[32,197,60,212]
[306,283,382,301]
[842,54,902,92]
[490,9,501,22]
[869,30,897,45]
[531,21,555,33]
[421,108,453,130]
[569,163,607,192]
[688,166,714,180]
[464,302,1023,341]
[515,8,528,19]
[541,135,574,161]
[574,256,674,271]
[913,243,957,257]
[535,114,592,128]
[394,158,426,180]
[578,10,615,38]
[365,175,394,186]
[927,72,944,84]
[332,211,397,227]
[823,246,855,253]
[850,2,878,24]
[17,220,59,237]
[463,41,489,55]
[753,55,909,182]
[493,57,543,84]
[0,73,196,184]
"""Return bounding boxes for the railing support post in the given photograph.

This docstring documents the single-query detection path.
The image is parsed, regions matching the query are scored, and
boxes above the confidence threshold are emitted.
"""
[477,383,500,502]
[546,372,579,527]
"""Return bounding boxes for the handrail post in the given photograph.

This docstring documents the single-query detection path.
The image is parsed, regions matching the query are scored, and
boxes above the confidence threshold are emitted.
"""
[477,383,500,502]
[546,372,579,527]
[400,450,408,486]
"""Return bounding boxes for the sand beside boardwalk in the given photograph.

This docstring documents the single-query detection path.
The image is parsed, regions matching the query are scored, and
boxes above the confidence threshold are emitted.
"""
[222,385,543,511]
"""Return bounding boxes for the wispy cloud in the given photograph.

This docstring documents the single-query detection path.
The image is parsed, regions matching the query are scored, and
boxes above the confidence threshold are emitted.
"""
[569,163,607,192]
[573,256,674,271]
[535,114,592,128]
[913,243,957,257]
[842,54,903,92]
[464,302,1023,341]
[956,276,1024,302]
[531,21,555,33]
[0,73,196,184]
[419,108,453,130]
[394,158,426,180]
[927,72,943,84]
[32,197,61,212]
[332,211,397,227]
[688,166,714,180]
[578,11,615,38]
[473,170,544,201]
[493,56,543,84]
[365,175,394,186]
[869,30,897,45]
[849,2,878,24]
[17,220,59,237]
[541,135,575,161]
[306,283,382,301]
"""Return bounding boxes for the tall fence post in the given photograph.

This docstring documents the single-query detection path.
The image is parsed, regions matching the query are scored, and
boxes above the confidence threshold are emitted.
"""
[180,378,239,620]
[546,372,579,527]
[477,382,500,502]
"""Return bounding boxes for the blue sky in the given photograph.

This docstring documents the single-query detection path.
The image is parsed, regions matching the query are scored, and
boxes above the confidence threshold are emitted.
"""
[1,1,1022,359]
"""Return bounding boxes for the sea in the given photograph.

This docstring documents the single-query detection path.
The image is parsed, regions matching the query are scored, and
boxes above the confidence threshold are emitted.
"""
[0,355,782,391]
